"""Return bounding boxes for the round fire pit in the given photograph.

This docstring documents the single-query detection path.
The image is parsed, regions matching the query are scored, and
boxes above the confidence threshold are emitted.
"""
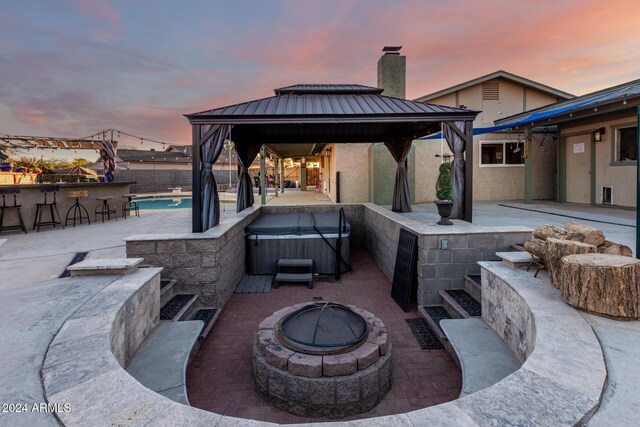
[253,302,392,418]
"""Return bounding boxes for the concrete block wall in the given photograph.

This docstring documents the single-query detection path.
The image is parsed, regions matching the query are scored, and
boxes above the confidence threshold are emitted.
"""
[361,203,531,307]
[362,204,407,281]
[125,207,260,307]
[417,231,531,305]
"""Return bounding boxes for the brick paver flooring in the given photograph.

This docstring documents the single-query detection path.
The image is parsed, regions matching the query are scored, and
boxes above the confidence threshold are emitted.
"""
[187,248,461,424]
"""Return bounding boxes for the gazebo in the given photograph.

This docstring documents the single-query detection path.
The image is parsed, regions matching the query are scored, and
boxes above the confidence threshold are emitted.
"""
[186,84,479,232]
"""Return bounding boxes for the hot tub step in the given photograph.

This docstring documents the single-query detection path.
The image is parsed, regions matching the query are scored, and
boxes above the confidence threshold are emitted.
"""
[277,259,313,268]
[440,289,482,318]
[160,294,198,322]
[274,273,314,289]
[189,308,220,340]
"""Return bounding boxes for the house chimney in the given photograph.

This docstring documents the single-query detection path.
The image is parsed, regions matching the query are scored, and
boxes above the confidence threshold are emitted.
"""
[377,46,406,98]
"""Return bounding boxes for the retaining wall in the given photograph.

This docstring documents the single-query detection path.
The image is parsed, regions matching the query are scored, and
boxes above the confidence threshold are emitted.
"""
[362,204,531,306]
[126,206,260,307]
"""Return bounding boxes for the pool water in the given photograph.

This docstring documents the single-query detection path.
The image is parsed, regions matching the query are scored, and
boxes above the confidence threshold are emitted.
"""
[134,196,192,210]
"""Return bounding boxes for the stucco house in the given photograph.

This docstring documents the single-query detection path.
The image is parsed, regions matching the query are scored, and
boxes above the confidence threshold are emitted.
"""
[496,78,640,208]
[317,48,574,205]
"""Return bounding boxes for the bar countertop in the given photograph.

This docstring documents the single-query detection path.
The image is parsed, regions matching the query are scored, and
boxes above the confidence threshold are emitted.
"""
[0,181,135,189]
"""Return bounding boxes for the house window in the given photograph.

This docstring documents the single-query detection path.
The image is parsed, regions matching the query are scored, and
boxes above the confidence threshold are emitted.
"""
[615,126,637,162]
[480,141,524,166]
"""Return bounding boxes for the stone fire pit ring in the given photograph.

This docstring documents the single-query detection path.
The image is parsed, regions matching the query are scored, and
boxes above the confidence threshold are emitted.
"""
[253,302,392,418]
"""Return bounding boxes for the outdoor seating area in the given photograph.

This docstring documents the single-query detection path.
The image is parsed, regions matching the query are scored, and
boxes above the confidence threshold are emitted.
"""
[2,198,639,426]
[0,181,137,233]
[28,201,625,426]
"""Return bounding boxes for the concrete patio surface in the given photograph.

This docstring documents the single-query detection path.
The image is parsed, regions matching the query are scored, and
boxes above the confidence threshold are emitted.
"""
[187,248,462,424]
[402,201,635,253]
[0,198,638,425]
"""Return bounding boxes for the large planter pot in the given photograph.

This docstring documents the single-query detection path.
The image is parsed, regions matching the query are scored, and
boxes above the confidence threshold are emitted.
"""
[434,200,454,225]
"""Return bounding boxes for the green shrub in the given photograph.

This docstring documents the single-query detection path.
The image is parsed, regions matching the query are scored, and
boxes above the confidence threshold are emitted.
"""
[435,162,453,201]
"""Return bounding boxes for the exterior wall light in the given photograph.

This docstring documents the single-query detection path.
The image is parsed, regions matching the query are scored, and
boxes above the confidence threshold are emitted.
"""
[594,127,605,142]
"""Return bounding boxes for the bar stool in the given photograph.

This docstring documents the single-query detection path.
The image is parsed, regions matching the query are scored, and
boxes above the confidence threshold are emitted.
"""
[65,191,91,227]
[0,187,27,234]
[95,196,116,222]
[122,194,140,219]
[33,185,64,232]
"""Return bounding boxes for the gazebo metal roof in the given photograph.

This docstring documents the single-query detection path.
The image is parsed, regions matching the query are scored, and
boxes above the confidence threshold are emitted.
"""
[187,84,479,232]
[186,84,476,125]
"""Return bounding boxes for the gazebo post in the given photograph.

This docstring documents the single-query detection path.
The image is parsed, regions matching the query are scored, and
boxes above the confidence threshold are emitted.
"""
[280,160,285,193]
[260,147,266,205]
[192,124,202,233]
[274,157,279,198]
[464,120,473,223]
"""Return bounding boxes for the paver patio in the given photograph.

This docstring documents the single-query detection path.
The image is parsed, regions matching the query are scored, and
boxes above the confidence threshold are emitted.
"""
[186,248,461,424]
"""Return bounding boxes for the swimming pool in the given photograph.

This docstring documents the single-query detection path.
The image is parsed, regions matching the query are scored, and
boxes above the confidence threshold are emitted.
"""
[134,196,192,210]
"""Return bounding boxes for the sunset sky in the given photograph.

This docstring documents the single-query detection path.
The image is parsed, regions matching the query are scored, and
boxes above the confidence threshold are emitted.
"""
[1,0,639,146]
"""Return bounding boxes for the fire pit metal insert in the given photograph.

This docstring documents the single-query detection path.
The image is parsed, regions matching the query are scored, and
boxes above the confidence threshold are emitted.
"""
[278,302,368,354]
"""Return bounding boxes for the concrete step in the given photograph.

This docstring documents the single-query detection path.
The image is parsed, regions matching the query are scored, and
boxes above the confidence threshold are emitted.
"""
[440,289,482,318]
[189,308,220,340]
[440,318,521,397]
[160,294,198,322]
[464,274,482,302]
[438,290,466,320]
[277,259,313,268]
[125,321,203,405]
[495,251,533,269]
[160,279,177,305]
[511,243,526,252]
[274,272,314,289]
[418,305,455,355]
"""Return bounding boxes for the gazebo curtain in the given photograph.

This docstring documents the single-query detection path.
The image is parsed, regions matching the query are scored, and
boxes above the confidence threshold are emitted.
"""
[235,140,263,212]
[98,139,117,182]
[384,138,412,213]
[201,124,231,230]
[442,121,466,219]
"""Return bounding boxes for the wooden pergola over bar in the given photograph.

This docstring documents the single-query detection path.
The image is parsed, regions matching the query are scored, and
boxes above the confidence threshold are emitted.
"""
[185,85,479,232]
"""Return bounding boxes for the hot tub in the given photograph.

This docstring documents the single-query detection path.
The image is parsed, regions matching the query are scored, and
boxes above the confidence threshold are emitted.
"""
[246,212,350,275]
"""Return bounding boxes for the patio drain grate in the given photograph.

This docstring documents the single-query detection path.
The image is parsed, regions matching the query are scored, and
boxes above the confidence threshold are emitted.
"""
[445,289,482,316]
[160,294,195,320]
[234,275,272,294]
[405,318,443,350]
[58,252,89,278]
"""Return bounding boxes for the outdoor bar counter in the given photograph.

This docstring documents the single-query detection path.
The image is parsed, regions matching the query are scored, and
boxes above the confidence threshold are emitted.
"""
[0,182,134,229]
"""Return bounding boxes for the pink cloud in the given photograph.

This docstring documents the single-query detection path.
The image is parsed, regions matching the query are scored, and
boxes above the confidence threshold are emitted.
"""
[72,0,122,28]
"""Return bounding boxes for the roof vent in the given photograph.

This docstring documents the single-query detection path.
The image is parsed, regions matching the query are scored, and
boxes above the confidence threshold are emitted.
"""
[382,46,402,56]
[482,82,499,100]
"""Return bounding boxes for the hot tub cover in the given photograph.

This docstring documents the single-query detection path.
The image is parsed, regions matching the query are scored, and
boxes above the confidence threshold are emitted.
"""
[246,213,350,236]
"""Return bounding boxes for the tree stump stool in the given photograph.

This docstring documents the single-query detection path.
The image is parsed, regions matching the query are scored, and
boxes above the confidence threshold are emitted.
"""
[546,238,597,289]
[560,253,640,319]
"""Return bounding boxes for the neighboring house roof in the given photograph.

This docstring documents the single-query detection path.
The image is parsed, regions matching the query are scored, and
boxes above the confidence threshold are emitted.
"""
[116,149,191,163]
[414,70,574,102]
[495,78,640,128]
[187,84,475,120]
[165,144,192,156]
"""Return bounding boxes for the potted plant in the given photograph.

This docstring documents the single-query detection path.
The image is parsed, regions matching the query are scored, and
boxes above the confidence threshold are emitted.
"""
[434,162,454,225]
